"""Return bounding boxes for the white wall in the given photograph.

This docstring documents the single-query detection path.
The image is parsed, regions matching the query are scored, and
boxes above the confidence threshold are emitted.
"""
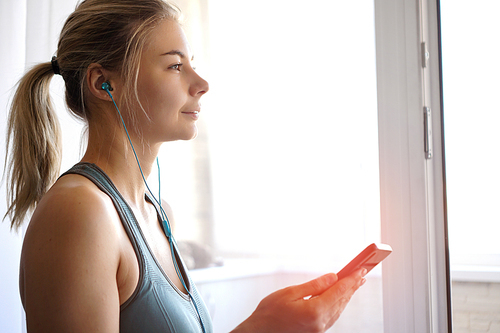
[0,0,27,331]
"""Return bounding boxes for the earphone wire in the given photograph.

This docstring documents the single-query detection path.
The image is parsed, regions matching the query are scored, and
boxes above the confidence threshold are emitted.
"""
[103,85,206,332]
[104,88,170,229]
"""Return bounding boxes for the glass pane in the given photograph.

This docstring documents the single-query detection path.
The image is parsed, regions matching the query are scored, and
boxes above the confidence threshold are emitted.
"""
[440,1,500,332]
[194,1,383,331]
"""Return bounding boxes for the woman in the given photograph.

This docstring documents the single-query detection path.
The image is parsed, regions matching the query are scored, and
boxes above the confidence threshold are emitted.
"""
[5,0,367,331]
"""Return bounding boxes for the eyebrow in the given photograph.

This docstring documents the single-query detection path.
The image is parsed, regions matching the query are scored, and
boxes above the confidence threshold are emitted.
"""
[161,50,194,61]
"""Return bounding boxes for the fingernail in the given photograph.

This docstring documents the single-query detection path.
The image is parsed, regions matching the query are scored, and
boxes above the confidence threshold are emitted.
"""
[360,278,367,287]
[325,273,337,286]
[361,268,368,276]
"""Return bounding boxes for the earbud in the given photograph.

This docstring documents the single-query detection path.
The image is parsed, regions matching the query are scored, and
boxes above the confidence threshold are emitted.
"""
[101,81,113,92]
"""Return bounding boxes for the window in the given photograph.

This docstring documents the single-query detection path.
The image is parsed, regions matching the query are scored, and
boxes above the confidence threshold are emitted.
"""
[441,0,500,274]
[204,0,381,264]
[440,1,500,331]
[175,0,385,331]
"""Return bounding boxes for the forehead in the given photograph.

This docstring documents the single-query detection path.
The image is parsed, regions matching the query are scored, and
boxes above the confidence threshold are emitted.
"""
[144,19,191,58]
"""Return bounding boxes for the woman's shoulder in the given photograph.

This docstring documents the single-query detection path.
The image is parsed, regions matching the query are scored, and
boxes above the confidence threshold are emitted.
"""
[23,173,123,260]
[33,173,118,227]
[20,174,124,330]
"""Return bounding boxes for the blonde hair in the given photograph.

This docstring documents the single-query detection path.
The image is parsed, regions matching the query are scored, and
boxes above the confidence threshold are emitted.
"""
[4,0,181,229]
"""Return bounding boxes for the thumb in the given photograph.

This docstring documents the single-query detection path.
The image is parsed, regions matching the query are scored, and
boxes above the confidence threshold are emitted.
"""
[291,273,339,300]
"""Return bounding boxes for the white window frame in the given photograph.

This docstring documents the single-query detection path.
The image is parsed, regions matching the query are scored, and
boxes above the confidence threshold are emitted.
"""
[375,0,450,332]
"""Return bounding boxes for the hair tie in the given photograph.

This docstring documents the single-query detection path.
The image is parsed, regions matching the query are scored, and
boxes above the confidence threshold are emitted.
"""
[51,56,61,75]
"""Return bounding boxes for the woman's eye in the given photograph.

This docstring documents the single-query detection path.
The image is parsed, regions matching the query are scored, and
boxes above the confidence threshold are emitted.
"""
[169,63,182,71]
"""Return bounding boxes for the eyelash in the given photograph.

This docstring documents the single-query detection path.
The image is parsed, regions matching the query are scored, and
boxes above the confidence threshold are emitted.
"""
[169,63,183,71]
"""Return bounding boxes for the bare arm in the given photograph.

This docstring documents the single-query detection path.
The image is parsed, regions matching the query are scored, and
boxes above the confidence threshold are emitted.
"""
[20,180,123,332]
[231,269,367,333]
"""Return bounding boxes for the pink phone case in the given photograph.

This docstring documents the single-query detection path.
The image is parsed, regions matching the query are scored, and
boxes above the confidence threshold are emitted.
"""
[337,243,392,280]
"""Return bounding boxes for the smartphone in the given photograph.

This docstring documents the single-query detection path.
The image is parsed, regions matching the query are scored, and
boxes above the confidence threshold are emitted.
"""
[337,243,392,280]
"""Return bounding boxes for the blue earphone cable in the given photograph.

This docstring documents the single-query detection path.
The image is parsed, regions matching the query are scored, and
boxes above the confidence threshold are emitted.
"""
[103,83,206,332]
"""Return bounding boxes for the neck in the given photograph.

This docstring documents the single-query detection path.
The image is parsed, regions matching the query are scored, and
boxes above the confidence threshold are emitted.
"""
[81,123,161,207]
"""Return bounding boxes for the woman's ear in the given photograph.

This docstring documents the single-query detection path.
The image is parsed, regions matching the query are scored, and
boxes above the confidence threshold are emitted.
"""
[86,63,115,101]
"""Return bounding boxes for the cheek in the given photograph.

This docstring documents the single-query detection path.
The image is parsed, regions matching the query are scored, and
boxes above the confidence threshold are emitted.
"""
[141,81,182,115]
[148,92,182,124]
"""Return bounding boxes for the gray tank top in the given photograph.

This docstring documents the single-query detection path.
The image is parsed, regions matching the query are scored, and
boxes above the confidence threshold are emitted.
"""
[61,163,213,333]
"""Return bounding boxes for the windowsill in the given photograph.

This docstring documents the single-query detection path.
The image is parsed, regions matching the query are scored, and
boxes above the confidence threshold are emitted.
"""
[190,260,500,284]
[189,259,279,284]
[189,258,383,284]
[451,265,500,283]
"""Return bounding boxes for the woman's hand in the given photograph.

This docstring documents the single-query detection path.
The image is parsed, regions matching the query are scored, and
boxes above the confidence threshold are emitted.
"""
[231,269,367,333]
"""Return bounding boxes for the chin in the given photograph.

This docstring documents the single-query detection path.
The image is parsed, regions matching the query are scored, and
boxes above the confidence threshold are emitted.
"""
[180,127,198,141]
[188,131,198,140]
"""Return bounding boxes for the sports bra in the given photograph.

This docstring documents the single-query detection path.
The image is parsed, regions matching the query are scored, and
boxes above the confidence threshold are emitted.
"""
[61,163,213,333]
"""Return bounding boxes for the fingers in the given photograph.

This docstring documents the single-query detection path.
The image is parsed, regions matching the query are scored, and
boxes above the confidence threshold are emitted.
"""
[314,268,367,311]
[290,268,366,301]
[289,273,339,300]
[334,268,367,296]
[310,268,367,329]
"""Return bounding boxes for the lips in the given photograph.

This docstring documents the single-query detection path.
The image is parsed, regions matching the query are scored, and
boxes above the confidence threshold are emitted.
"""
[181,110,200,120]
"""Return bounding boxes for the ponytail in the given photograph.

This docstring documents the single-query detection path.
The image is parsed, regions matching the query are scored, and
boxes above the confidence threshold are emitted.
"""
[4,62,62,229]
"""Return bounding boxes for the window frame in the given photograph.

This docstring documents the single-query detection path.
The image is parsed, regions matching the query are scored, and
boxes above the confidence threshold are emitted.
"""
[375,0,451,332]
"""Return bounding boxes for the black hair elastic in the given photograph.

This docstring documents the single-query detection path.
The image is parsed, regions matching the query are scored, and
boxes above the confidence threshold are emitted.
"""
[51,56,61,75]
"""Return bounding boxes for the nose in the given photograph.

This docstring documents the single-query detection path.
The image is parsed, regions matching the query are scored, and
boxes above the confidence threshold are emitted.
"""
[190,71,209,97]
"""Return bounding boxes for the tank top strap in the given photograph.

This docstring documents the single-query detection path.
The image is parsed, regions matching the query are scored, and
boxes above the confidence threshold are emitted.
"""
[59,162,150,277]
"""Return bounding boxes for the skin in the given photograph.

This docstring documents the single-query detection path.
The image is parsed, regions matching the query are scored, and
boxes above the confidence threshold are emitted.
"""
[19,19,366,333]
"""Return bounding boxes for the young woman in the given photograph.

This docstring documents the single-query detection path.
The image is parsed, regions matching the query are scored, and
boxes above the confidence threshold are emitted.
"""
[5,0,367,331]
